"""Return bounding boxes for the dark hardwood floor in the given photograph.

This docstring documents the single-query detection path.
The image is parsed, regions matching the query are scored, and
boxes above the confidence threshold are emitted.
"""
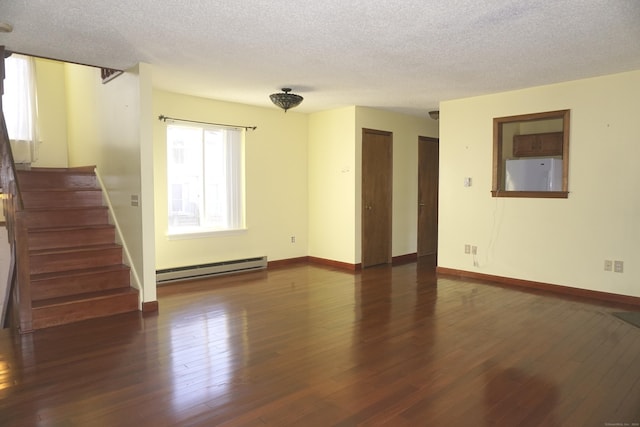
[1,258,639,426]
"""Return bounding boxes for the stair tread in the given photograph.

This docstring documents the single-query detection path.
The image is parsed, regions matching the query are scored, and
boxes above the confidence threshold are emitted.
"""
[28,224,114,233]
[22,188,101,192]
[30,243,122,255]
[13,165,138,331]
[31,264,130,281]
[23,205,107,211]
[32,287,138,309]
[19,166,96,173]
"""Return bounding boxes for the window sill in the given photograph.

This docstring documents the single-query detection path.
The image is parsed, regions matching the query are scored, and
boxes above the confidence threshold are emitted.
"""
[166,228,247,240]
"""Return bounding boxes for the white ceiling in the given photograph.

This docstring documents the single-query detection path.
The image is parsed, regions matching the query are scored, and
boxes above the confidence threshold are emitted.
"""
[1,0,639,117]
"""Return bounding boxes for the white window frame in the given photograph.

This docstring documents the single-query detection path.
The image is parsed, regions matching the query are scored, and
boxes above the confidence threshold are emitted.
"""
[166,123,246,237]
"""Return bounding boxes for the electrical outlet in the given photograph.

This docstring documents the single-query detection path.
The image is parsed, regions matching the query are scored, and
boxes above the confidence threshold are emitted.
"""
[291,236,296,243]
[471,246,478,255]
[614,260,624,273]
[604,260,612,271]
[464,244,471,254]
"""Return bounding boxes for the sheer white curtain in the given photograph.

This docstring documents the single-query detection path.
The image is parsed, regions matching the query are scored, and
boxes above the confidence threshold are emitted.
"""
[2,54,40,165]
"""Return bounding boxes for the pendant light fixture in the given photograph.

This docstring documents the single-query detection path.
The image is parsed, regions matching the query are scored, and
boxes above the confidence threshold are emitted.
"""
[270,88,303,112]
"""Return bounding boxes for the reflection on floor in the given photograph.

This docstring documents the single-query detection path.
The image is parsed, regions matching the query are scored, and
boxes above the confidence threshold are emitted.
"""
[0,258,639,426]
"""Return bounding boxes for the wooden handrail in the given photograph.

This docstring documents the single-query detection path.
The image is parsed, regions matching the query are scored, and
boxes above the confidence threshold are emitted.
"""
[0,113,14,328]
[0,45,32,331]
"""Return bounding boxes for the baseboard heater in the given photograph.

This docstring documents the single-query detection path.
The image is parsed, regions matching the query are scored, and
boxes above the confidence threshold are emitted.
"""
[156,256,267,284]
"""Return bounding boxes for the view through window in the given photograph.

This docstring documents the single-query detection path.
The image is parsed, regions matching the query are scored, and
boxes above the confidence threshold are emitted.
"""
[2,54,40,163]
[166,124,245,235]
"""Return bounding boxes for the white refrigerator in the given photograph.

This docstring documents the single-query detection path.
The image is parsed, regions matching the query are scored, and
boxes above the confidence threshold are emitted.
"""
[505,158,562,191]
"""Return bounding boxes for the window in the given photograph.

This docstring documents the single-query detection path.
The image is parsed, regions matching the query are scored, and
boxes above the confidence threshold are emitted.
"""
[492,110,570,198]
[167,124,245,235]
[2,54,40,164]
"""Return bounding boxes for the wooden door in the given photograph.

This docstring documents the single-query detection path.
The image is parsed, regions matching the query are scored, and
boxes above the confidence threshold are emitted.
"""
[362,128,392,268]
[418,136,439,257]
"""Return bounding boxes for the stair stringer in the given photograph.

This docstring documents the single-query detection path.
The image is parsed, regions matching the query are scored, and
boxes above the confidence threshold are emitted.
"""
[94,167,144,309]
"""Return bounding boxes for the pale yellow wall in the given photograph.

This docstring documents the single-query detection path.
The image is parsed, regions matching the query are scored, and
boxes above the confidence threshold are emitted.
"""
[138,64,157,303]
[153,89,308,269]
[519,118,563,134]
[64,64,100,165]
[65,63,155,304]
[31,58,444,299]
[308,107,357,263]
[355,107,438,261]
[439,70,640,297]
[32,58,69,167]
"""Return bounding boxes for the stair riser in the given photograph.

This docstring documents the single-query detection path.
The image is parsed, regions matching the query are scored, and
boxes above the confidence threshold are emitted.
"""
[31,292,139,330]
[15,167,141,332]
[28,227,116,250]
[22,191,103,209]
[30,248,123,274]
[17,172,97,190]
[22,208,109,228]
[31,268,131,301]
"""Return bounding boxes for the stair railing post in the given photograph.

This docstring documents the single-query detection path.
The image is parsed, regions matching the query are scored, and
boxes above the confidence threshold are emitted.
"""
[1,179,17,328]
[14,211,32,333]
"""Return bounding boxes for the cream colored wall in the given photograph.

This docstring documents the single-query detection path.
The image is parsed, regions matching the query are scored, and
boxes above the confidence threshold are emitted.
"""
[439,70,640,297]
[308,107,357,263]
[519,118,563,134]
[65,63,155,304]
[153,90,308,269]
[64,64,100,165]
[32,58,69,167]
[355,107,438,261]
[138,64,157,303]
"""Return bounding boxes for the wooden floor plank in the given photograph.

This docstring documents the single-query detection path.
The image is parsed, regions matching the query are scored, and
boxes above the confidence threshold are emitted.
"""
[1,258,640,426]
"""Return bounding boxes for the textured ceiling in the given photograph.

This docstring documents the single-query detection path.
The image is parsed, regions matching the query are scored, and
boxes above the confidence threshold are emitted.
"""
[1,0,639,117]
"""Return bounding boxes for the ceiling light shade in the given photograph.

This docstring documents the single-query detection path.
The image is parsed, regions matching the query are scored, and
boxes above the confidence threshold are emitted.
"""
[429,110,439,120]
[270,88,303,112]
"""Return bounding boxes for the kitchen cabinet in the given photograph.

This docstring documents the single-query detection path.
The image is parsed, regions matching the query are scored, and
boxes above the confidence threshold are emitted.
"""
[513,132,563,157]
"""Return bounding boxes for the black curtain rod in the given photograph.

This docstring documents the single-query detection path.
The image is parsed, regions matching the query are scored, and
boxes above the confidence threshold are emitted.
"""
[158,115,257,131]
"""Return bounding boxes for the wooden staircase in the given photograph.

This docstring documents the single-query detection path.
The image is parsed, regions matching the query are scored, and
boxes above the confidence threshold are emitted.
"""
[15,166,138,331]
